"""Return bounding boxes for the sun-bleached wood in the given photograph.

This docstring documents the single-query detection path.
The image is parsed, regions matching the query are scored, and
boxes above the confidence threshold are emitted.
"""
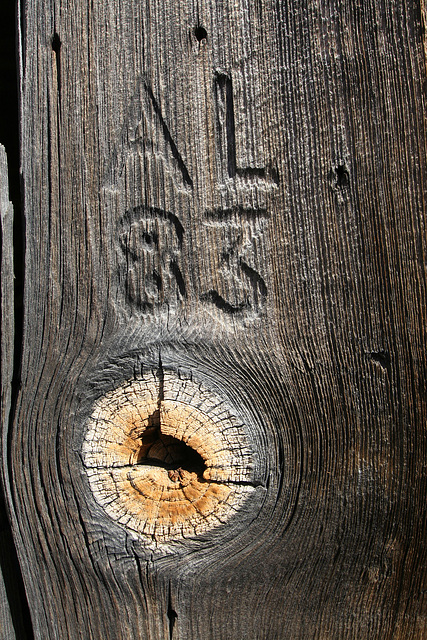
[82,371,255,544]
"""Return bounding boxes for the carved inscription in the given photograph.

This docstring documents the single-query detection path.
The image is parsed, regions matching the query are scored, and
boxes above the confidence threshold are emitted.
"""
[111,71,278,320]
[200,207,269,315]
[117,205,269,316]
[105,78,193,193]
[117,206,186,312]
[214,72,278,188]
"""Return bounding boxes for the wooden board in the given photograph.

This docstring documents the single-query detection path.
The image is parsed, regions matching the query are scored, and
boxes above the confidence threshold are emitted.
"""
[3,0,427,637]
[0,144,18,640]
[0,146,31,640]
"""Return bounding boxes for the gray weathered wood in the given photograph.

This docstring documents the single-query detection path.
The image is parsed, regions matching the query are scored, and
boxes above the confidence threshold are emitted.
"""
[0,145,30,640]
[0,146,14,482]
[0,144,17,640]
[4,0,427,638]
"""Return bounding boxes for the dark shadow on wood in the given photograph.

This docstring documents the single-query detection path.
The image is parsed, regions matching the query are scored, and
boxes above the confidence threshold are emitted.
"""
[0,1,32,637]
[0,490,33,639]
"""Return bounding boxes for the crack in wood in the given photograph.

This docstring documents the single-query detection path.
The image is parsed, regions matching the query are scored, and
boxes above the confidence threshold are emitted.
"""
[167,581,177,640]
[1,145,34,639]
[51,32,61,101]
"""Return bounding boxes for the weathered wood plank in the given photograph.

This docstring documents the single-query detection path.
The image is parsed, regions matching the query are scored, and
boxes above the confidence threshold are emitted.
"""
[0,143,18,640]
[0,146,14,482]
[0,145,31,640]
[0,496,31,640]
[6,0,427,638]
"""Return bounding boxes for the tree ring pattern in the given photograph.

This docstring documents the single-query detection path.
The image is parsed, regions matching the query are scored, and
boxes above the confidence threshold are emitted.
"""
[82,370,255,543]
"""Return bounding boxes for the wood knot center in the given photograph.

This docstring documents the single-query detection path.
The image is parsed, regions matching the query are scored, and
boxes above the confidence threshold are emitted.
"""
[136,418,206,475]
[82,371,254,543]
[167,467,186,484]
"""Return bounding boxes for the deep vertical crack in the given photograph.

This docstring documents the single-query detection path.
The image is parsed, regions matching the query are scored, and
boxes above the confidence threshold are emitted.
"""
[157,350,164,410]
[0,0,33,636]
[167,581,177,640]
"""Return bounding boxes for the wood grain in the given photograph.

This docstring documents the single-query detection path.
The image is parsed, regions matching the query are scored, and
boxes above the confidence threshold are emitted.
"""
[4,0,427,638]
[0,144,18,640]
[82,372,255,543]
[0,145,30,640]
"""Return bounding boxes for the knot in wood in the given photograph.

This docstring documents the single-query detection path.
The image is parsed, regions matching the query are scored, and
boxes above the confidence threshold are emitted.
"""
[168,467,186,484]
[82,371,254,543]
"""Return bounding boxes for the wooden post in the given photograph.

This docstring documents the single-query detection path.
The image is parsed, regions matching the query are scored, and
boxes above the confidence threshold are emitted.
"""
[1,146,30,640]
[2,0,426,637]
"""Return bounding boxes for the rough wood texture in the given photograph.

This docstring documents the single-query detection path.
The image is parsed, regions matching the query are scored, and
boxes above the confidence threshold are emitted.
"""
[82,372,255,543]
[0,145,30,640]
[5,0,427,638]
[0,145,17,640]
[0,146,13,488]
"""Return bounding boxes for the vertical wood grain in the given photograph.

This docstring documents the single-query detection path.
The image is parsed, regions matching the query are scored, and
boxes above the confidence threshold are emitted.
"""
[1,145,31,640]
[0,144,18,640]
[5,0,427,638]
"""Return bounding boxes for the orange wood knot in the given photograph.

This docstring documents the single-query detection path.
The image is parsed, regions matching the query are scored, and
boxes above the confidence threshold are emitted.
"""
[82,371,254,544]
[168,468,186,483]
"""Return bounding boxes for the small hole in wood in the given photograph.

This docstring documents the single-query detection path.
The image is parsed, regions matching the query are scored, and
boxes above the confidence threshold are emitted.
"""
[136,420,206,479]
[51,32,61,53]
[194,26,207,42]
[335,164,349,188]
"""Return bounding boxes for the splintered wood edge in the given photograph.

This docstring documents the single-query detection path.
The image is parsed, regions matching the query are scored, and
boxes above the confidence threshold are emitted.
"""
[82,371,255,543]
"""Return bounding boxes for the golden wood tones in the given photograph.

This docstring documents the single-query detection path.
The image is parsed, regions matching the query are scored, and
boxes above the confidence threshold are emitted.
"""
[82,371,254,544]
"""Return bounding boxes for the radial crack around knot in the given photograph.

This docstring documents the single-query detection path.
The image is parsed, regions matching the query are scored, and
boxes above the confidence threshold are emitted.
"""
[82,371,255,543]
